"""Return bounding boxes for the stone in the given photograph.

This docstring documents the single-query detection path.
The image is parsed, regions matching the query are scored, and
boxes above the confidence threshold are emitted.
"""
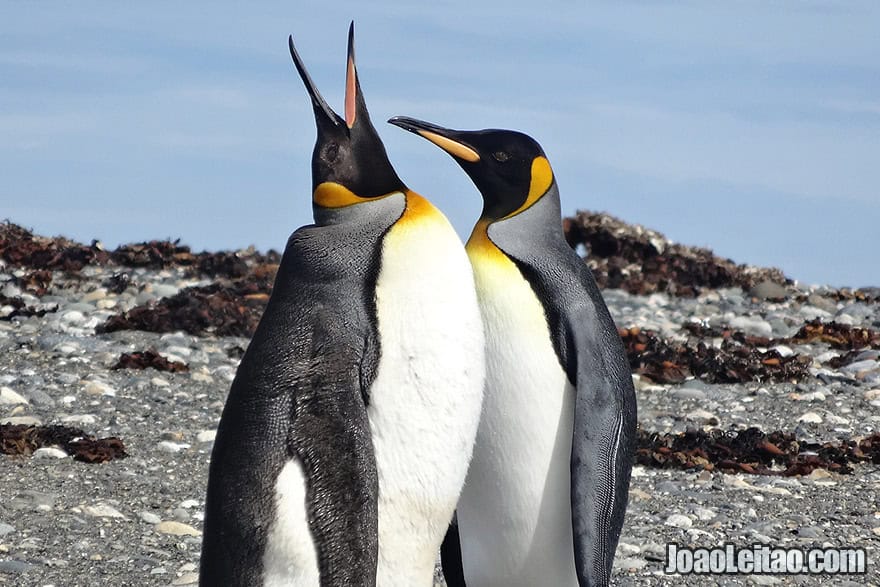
[139,511,161,525]
[84,381,116,396]
[84,504,126,519]
[749,281,789,300]
[196,430,216,443]
[0,523,14,537]
[61,414,97,426]
[154,521,201,536]
[673,387,707,401]
[664,514,693,529]
[33,447,69,459]
[0,560,35,573]
[158,441,190,453]
[0,386,29,405]
[729,315,772,337]
[798,411,823,424]
[0,416,42,426]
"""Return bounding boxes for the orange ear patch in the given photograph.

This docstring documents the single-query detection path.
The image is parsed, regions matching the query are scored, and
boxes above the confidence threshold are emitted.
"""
[503,156,553,219]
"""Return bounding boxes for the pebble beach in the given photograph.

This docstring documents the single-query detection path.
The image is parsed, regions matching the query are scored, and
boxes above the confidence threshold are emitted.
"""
[1,217,878,586]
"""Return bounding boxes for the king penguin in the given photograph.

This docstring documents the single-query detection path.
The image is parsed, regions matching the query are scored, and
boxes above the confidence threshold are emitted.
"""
[388,116,637,587]
[200,27,485,587]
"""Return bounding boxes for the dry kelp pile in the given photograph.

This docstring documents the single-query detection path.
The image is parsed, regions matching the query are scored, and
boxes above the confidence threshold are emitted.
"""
[564,211,787,297]
[1,424,127,463]
[620,319,880,385]
[0,221,279,278]
[112,349,189,373]
[619,327,812,384]
[97,267,275,338]
[637,427,880,476]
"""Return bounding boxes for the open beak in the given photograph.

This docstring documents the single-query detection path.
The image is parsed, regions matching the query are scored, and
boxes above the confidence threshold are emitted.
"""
[288,33,343,128]
[387,116,481,163]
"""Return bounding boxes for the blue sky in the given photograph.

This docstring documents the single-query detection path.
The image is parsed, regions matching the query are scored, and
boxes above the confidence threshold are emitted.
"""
[2,2,878,287]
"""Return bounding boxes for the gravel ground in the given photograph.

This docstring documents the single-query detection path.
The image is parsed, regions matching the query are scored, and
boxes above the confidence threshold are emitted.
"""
[1,262,879,586]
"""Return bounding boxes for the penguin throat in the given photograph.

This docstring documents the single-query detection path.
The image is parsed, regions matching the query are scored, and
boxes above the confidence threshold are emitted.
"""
[313,181,379,208]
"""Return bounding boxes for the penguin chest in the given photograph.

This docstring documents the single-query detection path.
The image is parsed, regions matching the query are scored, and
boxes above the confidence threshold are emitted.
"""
[462,247,577,586]
[367,193,485,581]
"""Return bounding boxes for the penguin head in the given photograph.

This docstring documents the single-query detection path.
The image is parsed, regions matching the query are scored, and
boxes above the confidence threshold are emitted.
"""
[289,23,404,212]
[387,117,554,221]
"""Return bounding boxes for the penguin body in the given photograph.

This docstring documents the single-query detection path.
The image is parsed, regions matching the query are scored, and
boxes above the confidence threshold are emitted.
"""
[389,118,637,587]
[200,30,484,587]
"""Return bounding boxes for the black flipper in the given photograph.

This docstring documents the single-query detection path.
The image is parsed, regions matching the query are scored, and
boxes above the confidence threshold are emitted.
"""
[440,516,467,587]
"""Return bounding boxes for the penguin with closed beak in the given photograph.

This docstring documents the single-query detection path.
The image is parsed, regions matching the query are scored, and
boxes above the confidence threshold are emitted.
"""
[388,116,637,587]
[200,27,485,587]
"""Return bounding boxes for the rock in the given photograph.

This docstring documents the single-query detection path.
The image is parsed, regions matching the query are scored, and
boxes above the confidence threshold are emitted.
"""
[685,408,718,424]
[790,391,825,402]
[60,414,98,425]
[664,514,693,529]
[0,386,29,405]
[0,415,42,426]
[0,523,14,537]
[729,315,772,337]
[84,504,126,519]
[33,447,68,459]
[158,441,190,453]
[614,557,647,571]
[673,387,707,401]
[172,573,200,585]
[196,430,216,443]
[154,521,201,536]
[139,511,161,525]
[79,288,107,303]
[749,280,789,300]
[0,560,35,573]
[84,381,116,396]
[798,411,823,424]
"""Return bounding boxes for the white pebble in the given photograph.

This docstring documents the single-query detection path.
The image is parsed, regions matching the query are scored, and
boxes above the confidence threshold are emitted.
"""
[33,447,69,459]
[154,521,201,536]
[84,381,116,396]
[0,386,29,405]
[1,416,42,426]
[798,411,823,424]
[139,511,161,524]
[664,514,693,529]
[84,504,126,519]
[179,499,199,509]
[196,430,216,443]
[61,414,97,426]
[158,441,190,453]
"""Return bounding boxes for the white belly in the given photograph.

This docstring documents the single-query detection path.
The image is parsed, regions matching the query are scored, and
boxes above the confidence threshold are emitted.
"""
[368,199,485,586]
[262,459,321,586]
[459,250,577,587]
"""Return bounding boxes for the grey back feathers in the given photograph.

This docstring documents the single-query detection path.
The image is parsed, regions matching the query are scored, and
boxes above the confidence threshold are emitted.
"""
[201,194,405,586]
[489,187,637,586]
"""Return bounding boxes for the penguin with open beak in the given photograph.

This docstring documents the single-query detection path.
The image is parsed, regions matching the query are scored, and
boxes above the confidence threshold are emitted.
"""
[200,26,485,587]
[388,116,637,587]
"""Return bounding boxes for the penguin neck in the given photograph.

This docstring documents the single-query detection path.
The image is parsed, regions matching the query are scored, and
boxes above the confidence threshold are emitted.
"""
[466,183,564,257]
[312,190,406,227]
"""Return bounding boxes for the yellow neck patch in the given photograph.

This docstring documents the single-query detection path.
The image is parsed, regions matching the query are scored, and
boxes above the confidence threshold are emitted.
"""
[465,156,553,267]
[503,156,553,219]
[313,182,375,208]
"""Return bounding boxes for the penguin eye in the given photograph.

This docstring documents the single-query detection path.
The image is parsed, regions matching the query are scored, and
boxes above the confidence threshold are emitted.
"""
[324,143,339,162]
[492,151,511,163]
